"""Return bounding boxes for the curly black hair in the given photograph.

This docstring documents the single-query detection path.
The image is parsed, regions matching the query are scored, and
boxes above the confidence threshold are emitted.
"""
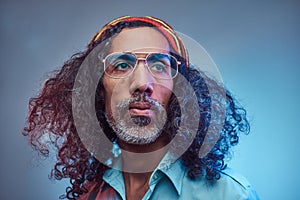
[22,17,249,199]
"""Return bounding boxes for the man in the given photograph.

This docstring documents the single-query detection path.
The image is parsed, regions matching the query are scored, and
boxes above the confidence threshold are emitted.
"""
[23,16,259,199]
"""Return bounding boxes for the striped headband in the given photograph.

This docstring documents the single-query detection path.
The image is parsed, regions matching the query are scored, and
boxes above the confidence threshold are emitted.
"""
[90,16,189,67]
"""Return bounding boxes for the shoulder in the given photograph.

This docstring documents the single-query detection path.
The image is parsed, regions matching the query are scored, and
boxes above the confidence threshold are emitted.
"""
[218,167,260,200]
[75,181,99,200]
[221,168,252,190]
[180,167,260,200]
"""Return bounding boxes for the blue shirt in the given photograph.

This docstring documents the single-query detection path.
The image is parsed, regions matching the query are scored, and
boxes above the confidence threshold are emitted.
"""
[103,159,259,200]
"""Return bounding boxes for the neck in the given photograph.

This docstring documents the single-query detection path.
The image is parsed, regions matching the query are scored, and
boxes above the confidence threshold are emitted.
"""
[118,135,169,199]
[123,171,152,200]
[123,171,152,189]
[118,135,169,172]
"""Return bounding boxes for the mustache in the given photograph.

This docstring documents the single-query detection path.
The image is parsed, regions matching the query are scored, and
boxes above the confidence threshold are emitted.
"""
[116,94,164,111]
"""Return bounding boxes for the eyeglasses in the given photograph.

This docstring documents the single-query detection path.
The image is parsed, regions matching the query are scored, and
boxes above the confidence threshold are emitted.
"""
[102,52,180,79]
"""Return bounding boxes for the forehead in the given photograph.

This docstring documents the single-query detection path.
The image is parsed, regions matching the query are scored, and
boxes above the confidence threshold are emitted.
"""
[109,27,170,53]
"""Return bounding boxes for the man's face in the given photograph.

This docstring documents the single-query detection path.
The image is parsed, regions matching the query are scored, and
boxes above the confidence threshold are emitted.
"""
[102,27,174,145]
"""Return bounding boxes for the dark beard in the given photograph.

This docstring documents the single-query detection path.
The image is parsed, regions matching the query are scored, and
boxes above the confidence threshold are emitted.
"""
[131,116,151,126]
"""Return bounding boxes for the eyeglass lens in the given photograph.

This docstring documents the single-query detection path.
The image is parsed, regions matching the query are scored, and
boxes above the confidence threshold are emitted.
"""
[104,53,178,79]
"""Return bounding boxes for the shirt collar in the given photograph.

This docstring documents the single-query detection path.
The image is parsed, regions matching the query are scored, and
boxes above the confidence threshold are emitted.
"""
[103,155,186,197]
[103,167,125,200]
[157,159,185,195]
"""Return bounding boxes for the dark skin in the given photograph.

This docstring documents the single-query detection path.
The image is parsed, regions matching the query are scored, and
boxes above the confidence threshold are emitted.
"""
[118,130,169,200]
[102,27,173,199]
[123,172,151,200]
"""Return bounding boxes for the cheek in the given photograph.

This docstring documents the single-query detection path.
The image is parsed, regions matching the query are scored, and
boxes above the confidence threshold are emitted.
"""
[163,89,173,106]
[102,78,114,114]
[104,92,112,114]
[156,82,174,107]
[103,78,130,113]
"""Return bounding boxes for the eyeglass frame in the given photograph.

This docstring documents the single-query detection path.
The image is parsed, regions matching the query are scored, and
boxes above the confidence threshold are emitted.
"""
[102,51,181,80]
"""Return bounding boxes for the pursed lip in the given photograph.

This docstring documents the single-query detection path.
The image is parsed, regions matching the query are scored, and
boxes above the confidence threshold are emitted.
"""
[129,102,153,116]
[129,102,152,110]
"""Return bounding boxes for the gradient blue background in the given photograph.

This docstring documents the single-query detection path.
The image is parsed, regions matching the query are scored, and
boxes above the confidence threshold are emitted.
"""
[1,0,299,199]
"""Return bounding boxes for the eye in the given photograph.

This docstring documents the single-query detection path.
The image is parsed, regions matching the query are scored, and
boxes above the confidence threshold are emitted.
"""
[104,53,137,77]
[150,63,167,73]
[113,62,132,70]
[147,54,171,73]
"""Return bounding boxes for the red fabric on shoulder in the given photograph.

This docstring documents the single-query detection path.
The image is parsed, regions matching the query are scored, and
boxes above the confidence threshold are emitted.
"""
[77,181,116,200]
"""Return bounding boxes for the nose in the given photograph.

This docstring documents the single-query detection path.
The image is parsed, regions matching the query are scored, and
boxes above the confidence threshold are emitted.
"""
[129,62,154,96]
